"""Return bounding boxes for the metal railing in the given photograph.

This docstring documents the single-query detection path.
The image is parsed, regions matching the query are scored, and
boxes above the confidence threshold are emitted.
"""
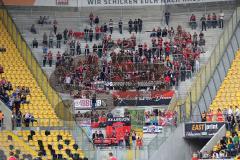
[0,2,70,123]
[169,7,240,121]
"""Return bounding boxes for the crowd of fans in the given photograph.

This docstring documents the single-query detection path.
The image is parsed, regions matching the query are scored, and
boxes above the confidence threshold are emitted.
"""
[193,131,240,159]
[201,106,240,130]
[196,106,240,159]
[26,10,226,95]
[189,11,224,31]
[0,76,36,128]
[52,22,204,92]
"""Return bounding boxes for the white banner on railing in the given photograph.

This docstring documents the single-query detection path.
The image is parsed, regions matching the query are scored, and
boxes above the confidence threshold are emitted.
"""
[32,0,233,7]
[73,98,102,109]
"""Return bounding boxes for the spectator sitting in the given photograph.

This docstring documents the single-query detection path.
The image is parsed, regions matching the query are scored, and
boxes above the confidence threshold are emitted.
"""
[32,38,38,48]
[30,24,37,34]
[0,45,6,53]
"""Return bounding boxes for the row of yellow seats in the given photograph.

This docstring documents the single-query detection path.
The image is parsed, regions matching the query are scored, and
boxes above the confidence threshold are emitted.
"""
[0,23,59,126]
[17,130,84,159]
[210,50,240,111]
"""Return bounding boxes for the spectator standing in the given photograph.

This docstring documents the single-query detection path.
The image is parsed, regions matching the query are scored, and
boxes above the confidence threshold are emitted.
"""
[42,45,48,54]
[95,25,100,40]
[119,20,123,34]
[8,152,17,160]
[219,10,224,28]
[165,11,170,25]
[103,23,108,33]
[53,24,57,35]
[94,16,99,25]
[32,38,38,48]
[190,14,197,30]
[92,131,98,141]
[49,31,54,48]
[109,19,114,34]
[212,13,217,28]
[56,32,62,48]
[200,15,207,31]
[89,12,94,26]
[30,24,37,34]
[131,131,136,148]
[92,93,96,110]
[63,28,68,44]
[48,51,53,67]
[235,106,240,130]
[128,19,133,34]
[0,110,3,127]
[108,152,117,160]
[89,28,94,42]
[195,58,200,73]
[43,54,47,67]
[85,44,90,56]
[136,137,143,150]
[76,42,81,55]
[138,18,143,33]
[207,14,212,28]
[134,19,138,33]
[124,131,130,148]
[43,32,48,46]
[84,26,89,42]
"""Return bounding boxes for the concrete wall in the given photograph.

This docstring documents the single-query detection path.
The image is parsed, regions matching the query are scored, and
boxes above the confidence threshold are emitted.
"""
[0,101,12,130]
[150,123,205,160]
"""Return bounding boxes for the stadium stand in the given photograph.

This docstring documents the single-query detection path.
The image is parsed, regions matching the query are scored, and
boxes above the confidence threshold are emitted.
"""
[0,8,89,159]
[0,130,38,159]
[0,1,239,160]
[206,50,240,122]
[0,21,62,127]
[16,130,85,159]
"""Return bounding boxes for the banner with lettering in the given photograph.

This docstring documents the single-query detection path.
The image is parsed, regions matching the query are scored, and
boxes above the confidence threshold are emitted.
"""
[80,0,233,7]
[73,98,102,110]
[185,122,226,137]
[2,0,233,7]
[112,90,175,106]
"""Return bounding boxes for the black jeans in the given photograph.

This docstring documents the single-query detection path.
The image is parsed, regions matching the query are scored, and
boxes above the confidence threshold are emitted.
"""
[202,22,206,31]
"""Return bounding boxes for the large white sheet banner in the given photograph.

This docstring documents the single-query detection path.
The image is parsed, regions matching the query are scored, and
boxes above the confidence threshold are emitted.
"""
[80,0,233,7]
[34,0,233,7]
